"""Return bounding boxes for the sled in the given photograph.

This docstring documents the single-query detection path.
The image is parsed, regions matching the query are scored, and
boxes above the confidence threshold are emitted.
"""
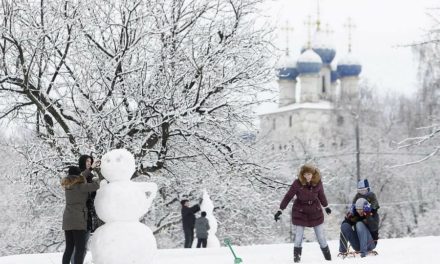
[224,239,243,264]
[337,250,378,259]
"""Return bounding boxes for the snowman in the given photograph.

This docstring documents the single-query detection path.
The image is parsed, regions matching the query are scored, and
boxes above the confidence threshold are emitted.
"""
[197,190,220,248]
[90,149,158,264]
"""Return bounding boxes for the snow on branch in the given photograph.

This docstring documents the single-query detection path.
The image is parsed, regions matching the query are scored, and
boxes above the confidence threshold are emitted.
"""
[396,126,440,149]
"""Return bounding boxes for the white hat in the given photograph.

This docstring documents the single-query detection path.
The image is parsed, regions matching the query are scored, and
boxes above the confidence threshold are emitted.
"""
[355,198,368,209]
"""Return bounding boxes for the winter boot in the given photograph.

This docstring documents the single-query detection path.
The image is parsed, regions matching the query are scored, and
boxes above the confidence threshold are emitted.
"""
[293,247,302,263]
[321,246,332,261]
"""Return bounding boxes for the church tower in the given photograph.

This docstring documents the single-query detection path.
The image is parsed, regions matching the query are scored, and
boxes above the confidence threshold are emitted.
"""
[276,22,298,107]
[337,17,362,102]
[258,5,363,165]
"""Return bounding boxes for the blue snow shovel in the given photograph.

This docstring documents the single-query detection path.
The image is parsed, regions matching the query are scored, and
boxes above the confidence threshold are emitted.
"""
[224,239,243,264]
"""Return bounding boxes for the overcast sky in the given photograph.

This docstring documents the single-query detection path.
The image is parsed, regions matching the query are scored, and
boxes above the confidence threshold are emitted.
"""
[259,0,438,110]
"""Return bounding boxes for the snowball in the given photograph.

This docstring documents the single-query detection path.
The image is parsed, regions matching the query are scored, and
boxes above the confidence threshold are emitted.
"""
[94,181,149,222]
[91,222,157,264]
[100,149,136,182]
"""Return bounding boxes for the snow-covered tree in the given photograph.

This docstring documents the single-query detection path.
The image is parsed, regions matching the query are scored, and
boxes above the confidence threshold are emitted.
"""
[382,8,440,237]
[0,0,274,252]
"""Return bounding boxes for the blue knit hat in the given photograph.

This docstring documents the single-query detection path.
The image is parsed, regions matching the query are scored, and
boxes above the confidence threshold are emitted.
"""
[357,179,370,190]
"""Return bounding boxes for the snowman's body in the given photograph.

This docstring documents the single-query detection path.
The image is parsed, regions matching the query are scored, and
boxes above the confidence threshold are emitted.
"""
[91,149,157,264]
[197,190,220,248]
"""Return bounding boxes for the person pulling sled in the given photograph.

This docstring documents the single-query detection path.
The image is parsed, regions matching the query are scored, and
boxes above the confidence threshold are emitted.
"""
[274,164,332,263]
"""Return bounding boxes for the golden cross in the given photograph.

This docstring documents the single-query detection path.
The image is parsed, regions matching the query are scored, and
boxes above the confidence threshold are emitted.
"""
[304,15,314,49]
[316,0,321,31]
[324,23,333,35]
[344,17,356,52]
[280,21,294,56]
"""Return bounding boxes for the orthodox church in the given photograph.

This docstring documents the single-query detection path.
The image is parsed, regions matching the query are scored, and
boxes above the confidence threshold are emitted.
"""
[258,16,362,158]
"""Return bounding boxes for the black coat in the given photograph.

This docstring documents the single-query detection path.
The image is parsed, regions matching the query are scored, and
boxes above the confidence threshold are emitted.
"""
[81,167,104,232]
[181,204,200,229]
[343,210,380,242]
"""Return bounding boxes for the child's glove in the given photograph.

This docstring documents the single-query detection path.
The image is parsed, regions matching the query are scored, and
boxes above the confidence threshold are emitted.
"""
[363,203,372,213]
[274,210,282,221]
[350,204,356,215]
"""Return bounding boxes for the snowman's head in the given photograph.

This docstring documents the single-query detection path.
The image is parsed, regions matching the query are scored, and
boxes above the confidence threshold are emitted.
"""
[100,149,136,182]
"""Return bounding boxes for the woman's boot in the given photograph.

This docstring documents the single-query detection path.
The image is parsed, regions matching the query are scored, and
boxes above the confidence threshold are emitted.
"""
[321,245,331,260]
[294,247,302,263]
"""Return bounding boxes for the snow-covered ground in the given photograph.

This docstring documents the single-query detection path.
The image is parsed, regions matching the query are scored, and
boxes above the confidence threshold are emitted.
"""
[0,236,438,264]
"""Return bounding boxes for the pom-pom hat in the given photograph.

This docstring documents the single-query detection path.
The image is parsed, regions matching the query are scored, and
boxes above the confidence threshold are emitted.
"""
[357,179,370,190]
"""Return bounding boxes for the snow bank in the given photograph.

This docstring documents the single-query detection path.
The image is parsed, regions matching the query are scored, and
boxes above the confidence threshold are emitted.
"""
[0,236,438,264]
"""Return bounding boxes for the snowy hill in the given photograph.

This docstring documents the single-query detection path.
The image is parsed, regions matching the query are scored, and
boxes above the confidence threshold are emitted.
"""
[0,236,438,264]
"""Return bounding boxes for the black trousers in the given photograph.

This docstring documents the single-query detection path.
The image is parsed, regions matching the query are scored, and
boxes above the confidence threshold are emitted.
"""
[62,230,88,264]
[183,227,194,248]
[196,238,207,248]
[70,231,90,264]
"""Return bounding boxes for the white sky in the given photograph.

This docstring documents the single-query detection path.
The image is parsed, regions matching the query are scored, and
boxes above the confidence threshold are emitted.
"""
[261,0,438,100]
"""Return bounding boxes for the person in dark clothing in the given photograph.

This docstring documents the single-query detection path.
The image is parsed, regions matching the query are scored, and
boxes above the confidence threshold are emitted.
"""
[352,179,380,213]
[62,166,102,264]
[195,211,210,248]
[78,154,104,233]
[274,164,332,263]
[339,197,379,258]
[181,199,201,248]
[70,155,103,264]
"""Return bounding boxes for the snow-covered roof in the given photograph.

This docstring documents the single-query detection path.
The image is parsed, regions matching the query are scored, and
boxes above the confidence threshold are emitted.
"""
[311,30,336,50]
[337,52,362,77]
[297,49,322,63]
[296,49,322,74]
[258,101,334,116]
[276,54,296,68]
[310,31,337,64]
[338,52,361,66]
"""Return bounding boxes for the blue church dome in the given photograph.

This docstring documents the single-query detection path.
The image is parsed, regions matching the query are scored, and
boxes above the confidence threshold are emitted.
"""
[337,53,362,77]
[314,48,336,64]
[277,67,299,80]
[276,54,299,80]
[330,69,339,82]
[297,49,322,74]
[312,31,336,64]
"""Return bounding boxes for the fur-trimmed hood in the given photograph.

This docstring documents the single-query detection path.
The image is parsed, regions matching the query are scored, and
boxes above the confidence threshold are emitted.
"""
[298,164,321,186]
[61,175,86,189]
